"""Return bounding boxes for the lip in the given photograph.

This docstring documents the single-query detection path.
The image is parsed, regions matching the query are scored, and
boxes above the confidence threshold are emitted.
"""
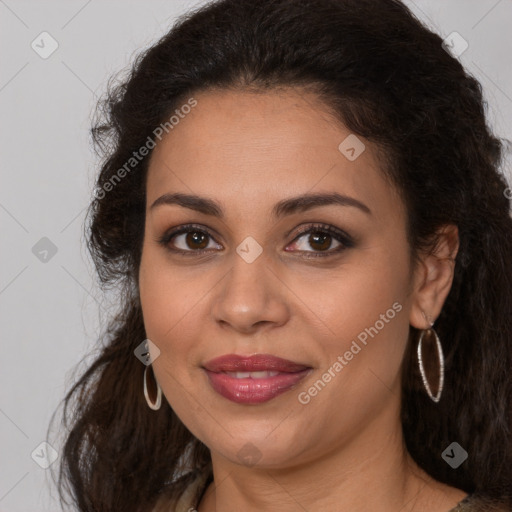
[203,353,311,373]
[202,354,312,404]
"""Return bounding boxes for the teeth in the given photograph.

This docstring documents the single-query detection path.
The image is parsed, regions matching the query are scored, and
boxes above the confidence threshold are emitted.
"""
[225,371,280,379]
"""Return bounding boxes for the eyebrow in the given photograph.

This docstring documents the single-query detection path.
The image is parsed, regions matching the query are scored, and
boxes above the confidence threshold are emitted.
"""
[150,191,372,218]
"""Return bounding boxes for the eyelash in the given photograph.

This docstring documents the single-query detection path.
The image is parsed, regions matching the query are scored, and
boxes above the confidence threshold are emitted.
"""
[157,223,354,258]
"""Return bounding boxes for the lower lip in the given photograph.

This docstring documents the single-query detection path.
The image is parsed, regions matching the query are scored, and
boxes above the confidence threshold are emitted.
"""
[204,369,311,404]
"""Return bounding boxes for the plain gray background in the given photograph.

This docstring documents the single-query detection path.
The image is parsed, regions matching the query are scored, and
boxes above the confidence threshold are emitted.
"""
[1,1,511,510]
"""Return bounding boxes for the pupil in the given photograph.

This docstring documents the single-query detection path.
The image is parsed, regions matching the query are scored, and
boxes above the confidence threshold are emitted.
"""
[187,231,208,249]
[310,232,330,251]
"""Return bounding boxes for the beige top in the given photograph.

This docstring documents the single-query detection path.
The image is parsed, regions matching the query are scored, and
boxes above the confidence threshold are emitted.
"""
[173,470,210,512]
[171,471,507,512]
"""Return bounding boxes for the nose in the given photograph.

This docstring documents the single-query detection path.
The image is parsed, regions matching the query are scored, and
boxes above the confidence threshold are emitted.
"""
[210,252,290,335]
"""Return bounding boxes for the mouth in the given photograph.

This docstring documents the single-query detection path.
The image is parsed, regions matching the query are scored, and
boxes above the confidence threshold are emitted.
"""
[202,353,313,404]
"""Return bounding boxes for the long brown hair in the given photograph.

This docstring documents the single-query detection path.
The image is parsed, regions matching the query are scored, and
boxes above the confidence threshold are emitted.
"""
[47,0,512,510]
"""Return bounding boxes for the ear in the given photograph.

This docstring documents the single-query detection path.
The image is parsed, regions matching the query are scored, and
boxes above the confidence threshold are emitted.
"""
[409,224,460,329]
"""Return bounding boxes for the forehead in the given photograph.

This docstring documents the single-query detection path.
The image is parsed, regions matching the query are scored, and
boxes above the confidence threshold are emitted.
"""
[145,87,398,218]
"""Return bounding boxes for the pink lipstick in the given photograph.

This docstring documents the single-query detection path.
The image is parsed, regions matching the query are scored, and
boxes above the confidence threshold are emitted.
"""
[202,354,312,404]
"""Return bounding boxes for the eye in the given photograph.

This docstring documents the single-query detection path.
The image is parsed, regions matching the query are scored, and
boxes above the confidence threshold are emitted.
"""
[286,223,354,257]
[157,222,354,257]
[158,224,222,255]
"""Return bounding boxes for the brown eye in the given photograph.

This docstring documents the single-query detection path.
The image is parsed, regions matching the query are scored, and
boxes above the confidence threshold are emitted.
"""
[290,230,343,253]
[288,227,351,254]
[307,232,334,251]
[183,231,209,250]
[158,224,223,254]
[286,223,354,257]
[170,229,219,251]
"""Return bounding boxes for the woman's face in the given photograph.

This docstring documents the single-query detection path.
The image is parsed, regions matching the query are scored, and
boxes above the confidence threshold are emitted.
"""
[139,87,422,468]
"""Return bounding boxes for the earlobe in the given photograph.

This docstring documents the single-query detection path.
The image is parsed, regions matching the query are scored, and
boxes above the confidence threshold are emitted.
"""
[409,224,459,329]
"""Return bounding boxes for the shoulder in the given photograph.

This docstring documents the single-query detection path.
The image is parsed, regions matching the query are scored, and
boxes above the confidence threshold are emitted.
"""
[150,469,211,512]
[174,470,211,512]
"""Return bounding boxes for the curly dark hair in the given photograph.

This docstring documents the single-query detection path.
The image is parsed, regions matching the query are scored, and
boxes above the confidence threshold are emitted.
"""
[46,0,512,510]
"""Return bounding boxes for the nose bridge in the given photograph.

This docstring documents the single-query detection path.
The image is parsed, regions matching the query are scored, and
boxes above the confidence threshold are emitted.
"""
[211,237,289,331]
[224,238,270,305]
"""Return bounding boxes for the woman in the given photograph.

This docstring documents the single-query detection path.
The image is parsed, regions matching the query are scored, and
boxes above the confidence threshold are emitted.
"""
[48,0,512,511]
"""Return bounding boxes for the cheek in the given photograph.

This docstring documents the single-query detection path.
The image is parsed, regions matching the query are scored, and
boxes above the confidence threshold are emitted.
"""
[138,249,213,398]
[303,242,411,381]
[138,258,199,411]
[304,254,408,338]
[139,247,198,337]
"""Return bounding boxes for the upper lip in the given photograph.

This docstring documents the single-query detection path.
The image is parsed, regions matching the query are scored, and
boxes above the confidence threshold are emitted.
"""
[203,354,311,373]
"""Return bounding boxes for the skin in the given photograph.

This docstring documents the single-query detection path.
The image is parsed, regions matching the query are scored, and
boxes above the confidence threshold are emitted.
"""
[138,87,465,512]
